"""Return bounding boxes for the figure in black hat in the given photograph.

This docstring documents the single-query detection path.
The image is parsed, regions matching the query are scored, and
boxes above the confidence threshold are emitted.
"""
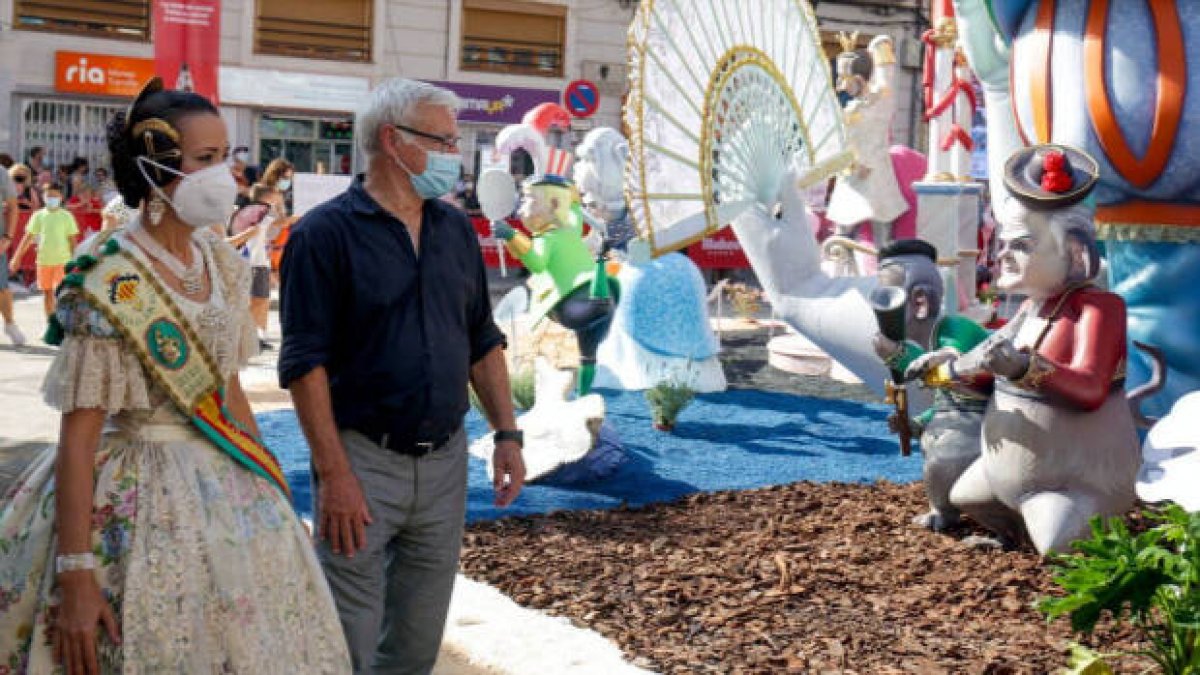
[870,238,990,531]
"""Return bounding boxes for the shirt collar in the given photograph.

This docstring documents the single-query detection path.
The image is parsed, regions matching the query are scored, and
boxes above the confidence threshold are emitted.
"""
[348,173,443,222]
[349,174,384,217]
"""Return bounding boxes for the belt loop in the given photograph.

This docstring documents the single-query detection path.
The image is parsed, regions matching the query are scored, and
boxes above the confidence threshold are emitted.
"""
[380,432,389,450]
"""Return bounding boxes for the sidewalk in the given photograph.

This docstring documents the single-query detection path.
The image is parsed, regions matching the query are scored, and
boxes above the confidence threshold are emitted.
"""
[0,284,644,675]
[0,286,496,675]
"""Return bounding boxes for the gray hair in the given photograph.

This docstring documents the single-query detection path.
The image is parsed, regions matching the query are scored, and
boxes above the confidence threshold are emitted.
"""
[1001,197,1101,281]
[573,128,629,214]
[356,78,460,160]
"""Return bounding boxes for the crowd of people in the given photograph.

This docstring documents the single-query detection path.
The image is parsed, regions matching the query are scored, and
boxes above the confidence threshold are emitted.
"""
[0,142,298,350]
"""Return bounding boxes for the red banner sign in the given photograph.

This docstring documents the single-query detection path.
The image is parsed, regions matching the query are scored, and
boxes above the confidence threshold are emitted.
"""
[472,216,527,269]
[688,228,751,269]
[153,0,221,104]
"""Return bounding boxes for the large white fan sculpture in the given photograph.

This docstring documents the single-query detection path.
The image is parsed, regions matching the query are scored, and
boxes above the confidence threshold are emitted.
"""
[626,0,852,255]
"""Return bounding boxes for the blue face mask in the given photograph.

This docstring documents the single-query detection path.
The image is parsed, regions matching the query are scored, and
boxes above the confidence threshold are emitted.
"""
[277,179,292,192]
[398,150,462,200]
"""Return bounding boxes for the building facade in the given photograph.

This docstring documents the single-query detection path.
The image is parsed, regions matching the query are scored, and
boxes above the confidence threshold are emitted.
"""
[0,0,636,177]
[0,0,924,179]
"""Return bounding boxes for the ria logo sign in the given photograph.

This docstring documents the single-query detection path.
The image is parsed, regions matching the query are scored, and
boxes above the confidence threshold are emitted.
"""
[55,51,155,97]
[65,56,106,85]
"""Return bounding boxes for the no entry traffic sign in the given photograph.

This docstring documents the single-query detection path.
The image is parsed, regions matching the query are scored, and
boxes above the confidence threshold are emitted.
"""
[564,79,600,118]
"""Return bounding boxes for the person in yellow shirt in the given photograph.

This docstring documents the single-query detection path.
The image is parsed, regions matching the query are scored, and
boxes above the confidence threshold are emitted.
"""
[9,183,79,317]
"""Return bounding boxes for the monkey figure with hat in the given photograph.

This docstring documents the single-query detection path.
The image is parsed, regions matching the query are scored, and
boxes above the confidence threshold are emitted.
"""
[871,239,990,532]
[493,166,618,396]
[909,144,1141,555]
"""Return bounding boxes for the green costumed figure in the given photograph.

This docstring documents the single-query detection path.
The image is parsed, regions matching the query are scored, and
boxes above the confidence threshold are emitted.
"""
[493,173,617,395]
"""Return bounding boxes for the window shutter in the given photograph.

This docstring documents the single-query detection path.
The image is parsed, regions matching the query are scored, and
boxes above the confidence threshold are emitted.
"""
[15,0,151,40]
[461,0,566,78]
[255,0,373,63]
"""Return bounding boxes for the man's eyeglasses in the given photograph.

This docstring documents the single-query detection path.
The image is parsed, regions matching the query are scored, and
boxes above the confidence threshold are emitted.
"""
[392,124,460,152]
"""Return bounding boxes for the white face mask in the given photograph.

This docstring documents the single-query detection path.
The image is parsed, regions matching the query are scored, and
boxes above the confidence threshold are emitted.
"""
[137,157,238,229]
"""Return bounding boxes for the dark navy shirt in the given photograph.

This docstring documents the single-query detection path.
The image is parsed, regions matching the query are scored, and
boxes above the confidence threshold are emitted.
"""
[278,176,505,442]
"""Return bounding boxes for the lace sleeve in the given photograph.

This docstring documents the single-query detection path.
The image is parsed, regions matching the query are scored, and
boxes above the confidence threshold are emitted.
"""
[233,304,259,371]
[203,229,260,371]
[42,291,152,413]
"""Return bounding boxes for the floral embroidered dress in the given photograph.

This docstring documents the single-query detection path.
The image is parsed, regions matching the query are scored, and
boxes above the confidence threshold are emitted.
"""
[0,225,350,673]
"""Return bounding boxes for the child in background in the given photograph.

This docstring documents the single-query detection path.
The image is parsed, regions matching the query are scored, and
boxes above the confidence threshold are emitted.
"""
[8,183,79,317]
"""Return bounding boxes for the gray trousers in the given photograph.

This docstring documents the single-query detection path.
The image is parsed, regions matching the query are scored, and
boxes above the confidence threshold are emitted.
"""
[315,428,468,675]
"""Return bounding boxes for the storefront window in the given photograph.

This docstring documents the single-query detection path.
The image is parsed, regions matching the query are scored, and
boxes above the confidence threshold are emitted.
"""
[19,98,125,174]
[467,129,535,182]
[258,114,354,175]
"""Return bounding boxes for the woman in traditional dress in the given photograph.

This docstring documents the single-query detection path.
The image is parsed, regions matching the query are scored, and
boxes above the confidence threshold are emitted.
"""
[0,79,350,674]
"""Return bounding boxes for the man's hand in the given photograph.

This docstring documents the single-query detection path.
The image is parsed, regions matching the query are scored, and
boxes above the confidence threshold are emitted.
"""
[492,439,525,507]
[316,470,373,557]
[0,234,9,254]
[54,571,121,675]
[491,221,516,241]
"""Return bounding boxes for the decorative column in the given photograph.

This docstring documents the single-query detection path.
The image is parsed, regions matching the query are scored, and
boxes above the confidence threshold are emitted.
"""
[913,0,986,319]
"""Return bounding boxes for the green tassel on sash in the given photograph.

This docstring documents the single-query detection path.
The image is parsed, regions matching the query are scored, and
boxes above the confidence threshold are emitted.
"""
[43,314,65,346]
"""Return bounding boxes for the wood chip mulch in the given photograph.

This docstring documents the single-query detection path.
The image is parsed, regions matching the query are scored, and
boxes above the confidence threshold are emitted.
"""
[460,481,1149,674]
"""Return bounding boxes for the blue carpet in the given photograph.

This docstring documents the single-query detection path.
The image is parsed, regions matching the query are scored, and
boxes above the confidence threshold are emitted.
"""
[258,388,923,524]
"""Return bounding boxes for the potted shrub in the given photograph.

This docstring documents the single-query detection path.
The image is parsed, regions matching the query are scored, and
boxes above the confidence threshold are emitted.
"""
[644,378,696,432]
[470,363,537,413]
[1038,505,1200,674]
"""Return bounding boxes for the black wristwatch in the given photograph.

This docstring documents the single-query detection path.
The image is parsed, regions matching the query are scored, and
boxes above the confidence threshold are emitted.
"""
[494,429,524,448]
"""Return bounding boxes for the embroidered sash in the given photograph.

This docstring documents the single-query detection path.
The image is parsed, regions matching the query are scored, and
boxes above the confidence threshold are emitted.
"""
[73,239,291,498]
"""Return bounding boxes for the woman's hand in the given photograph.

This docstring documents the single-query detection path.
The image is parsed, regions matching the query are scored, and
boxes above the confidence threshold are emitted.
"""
[54,571,120,675]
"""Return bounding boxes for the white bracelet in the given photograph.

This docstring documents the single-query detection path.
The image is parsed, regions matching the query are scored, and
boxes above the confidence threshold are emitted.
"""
[55,552,96,575]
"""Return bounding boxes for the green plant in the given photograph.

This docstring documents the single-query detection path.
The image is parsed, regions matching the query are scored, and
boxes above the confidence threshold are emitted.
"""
[468,364,538,413]
[1038,505,1200,674]
[510,366,537,410]
[644,379,696,431]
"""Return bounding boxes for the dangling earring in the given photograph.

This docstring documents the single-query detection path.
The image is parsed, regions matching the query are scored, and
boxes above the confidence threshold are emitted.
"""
[147,194,166,226]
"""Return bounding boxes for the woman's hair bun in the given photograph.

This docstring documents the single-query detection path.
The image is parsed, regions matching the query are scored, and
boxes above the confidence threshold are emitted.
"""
[106,83,219,209]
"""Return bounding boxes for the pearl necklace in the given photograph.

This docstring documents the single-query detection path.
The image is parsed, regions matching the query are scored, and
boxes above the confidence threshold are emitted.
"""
[128,224,207,295]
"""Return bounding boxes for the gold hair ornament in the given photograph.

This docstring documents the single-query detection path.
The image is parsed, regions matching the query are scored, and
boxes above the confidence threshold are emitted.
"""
[132,118,183,184]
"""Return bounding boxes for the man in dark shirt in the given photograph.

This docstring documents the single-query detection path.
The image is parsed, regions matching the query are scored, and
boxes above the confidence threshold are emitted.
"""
[280,78,526,675]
